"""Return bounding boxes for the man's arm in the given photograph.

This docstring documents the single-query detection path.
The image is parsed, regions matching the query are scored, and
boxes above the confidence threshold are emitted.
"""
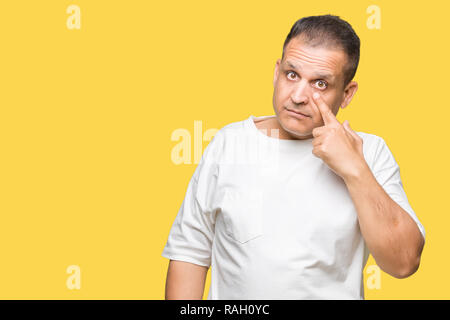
[165,260,209,299]
[343,163,425,279]
[309,92,424,278]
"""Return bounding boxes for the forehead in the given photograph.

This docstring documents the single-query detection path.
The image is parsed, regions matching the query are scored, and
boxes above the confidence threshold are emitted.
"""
[283,37,347,79]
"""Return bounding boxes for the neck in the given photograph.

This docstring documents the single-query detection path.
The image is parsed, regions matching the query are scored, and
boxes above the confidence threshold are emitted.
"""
[272,117,313,140]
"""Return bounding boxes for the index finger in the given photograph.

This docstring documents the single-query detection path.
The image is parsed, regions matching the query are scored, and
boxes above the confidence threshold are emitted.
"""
[312,92,339,126]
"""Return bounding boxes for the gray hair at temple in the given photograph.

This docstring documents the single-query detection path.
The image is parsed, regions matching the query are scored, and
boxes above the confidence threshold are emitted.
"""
[282,14,361,88]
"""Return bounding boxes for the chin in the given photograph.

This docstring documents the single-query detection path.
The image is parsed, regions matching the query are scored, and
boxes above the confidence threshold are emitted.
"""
[278,113,313,138]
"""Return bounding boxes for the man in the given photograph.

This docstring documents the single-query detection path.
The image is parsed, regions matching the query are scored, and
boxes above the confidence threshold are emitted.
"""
[162,15,425,300]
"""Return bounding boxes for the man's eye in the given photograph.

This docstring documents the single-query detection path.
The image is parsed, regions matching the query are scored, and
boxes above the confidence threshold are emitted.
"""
[314,80,328,89]
[286,71,297,80]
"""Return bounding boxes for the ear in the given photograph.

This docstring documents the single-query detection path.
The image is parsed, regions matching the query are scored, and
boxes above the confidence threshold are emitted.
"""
[340,81,358,109]
[273,58,281,88]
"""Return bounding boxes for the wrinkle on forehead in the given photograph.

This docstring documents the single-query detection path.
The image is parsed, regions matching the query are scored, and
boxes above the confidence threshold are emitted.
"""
[283,39,345,75]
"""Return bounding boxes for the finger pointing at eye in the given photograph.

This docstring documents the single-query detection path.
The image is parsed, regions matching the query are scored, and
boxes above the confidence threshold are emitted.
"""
[312,92,340,126]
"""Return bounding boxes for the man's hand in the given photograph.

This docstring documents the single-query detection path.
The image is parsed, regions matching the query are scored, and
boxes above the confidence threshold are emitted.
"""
[310,93,424,278]
[311,92,367,181]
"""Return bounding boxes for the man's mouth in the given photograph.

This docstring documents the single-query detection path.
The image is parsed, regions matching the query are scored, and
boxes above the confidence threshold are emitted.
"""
[285,107,310,118]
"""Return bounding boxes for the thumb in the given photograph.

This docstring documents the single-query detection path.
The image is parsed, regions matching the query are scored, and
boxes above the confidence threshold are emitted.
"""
[343,120,359,139]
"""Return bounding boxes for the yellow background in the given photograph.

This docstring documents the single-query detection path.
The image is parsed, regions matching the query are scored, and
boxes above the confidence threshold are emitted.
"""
[0,0,447,299]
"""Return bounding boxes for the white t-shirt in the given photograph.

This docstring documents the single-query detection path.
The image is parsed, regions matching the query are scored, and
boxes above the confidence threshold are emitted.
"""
[162,114,426,300]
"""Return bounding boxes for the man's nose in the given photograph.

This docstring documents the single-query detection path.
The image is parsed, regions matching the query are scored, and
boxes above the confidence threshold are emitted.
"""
[290,80,310,105]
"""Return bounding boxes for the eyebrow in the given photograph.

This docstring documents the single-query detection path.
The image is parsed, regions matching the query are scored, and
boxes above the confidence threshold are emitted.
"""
[284,60,334,81]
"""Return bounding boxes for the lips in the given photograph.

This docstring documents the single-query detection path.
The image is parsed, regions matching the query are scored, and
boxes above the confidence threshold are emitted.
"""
[285,107,310,118]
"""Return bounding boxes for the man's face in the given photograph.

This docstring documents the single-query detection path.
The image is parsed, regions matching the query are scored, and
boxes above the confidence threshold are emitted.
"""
[272,36,358,139]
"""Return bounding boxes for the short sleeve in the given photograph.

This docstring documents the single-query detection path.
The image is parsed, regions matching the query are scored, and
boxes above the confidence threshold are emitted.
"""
[161,130,224,267]
[371,137,426,241]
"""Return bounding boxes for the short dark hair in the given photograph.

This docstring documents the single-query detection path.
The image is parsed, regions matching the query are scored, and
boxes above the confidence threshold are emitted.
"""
[282,14,360,87]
